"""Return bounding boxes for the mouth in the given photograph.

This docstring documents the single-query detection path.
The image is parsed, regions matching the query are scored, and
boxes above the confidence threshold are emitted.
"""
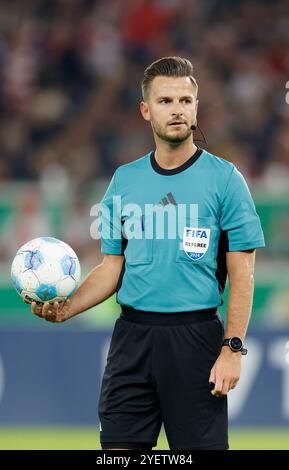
[168,122,185,127]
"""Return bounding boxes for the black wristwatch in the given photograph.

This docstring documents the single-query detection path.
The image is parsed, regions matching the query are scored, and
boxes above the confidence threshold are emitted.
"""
[222,337,247,355]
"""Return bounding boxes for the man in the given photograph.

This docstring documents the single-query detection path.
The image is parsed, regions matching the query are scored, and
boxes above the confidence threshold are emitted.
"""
[31,57,265,450]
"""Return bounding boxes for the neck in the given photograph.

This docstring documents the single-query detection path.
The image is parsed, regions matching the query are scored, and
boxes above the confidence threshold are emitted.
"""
[154,136,198,170]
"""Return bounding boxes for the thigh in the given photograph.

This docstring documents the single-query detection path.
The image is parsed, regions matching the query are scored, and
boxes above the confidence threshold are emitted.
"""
[155,316,228,450]
[99,318,162,447]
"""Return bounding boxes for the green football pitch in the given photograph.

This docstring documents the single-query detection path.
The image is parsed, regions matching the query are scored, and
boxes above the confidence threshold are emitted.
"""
[0,427,288,450]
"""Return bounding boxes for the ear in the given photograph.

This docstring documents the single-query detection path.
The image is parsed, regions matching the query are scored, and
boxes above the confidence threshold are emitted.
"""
[140,101,151,122]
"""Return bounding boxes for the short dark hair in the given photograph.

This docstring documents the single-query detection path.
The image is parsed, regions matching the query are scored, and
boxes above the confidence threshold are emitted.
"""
[141,56,198,100]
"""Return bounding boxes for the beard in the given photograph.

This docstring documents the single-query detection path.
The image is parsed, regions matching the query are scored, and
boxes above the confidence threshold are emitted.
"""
[151,120,192,144]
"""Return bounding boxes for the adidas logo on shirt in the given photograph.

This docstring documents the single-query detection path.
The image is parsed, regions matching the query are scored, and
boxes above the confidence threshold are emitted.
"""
[157,192,177,207]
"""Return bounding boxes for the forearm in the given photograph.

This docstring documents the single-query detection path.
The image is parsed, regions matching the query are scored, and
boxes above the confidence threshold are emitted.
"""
[225,263,255,341]
[69,259,122,318]
[210,250,256,395]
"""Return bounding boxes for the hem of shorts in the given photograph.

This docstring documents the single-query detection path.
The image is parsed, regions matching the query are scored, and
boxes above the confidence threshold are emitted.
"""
[172,442,229,450]
[100,435,157,446]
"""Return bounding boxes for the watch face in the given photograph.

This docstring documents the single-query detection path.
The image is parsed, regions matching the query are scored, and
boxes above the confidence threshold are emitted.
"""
[230,337,243,351]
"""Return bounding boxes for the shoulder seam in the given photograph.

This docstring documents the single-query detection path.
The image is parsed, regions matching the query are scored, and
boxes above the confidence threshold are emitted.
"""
[115,154,150,173]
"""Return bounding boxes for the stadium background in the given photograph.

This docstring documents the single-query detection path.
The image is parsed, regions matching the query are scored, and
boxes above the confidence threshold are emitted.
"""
[0,0,289,449]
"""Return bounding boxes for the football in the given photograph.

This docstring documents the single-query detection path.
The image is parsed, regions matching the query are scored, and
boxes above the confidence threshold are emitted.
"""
[11,237,81,304]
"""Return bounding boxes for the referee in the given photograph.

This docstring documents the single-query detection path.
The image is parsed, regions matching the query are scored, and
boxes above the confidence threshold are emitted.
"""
[32,57,265,450]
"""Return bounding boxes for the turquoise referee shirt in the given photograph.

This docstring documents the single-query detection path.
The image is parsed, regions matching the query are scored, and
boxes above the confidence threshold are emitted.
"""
[100,148,265,312]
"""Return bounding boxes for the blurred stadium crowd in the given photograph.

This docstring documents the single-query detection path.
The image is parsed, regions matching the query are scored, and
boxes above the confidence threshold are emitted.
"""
[0,0,288,184]
[0,0,289,324]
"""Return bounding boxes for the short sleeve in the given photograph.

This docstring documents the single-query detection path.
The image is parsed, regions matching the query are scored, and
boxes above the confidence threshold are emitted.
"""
[99,172,123,255]
[220,167,265,251]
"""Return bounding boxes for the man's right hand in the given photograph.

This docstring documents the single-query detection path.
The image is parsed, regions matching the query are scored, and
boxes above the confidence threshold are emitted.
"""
[31,299,73,323]
[28,254,124,323]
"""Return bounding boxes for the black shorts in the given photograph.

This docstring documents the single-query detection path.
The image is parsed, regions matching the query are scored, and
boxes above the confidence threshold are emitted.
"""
[98,306,228,450]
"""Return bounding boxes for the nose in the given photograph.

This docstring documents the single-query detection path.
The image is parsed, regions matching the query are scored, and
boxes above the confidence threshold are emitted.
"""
[171,101,185,117]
